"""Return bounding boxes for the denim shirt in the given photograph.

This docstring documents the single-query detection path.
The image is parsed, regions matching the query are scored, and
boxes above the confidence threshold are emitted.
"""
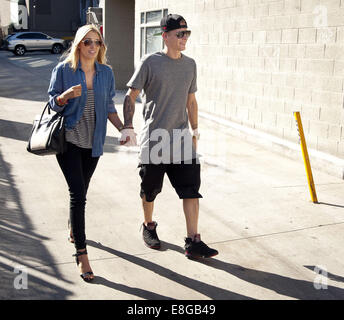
[48,61,117,157]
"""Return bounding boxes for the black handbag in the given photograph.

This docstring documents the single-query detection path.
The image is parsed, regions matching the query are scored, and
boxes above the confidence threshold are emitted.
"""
[27,102,67,155]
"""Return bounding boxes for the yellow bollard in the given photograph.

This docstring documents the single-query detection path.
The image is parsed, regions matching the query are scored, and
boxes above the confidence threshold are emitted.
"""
[294,112,318,203]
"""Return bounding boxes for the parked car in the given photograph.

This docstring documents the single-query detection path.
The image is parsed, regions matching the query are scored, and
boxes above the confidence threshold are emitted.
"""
[5,31,65,56]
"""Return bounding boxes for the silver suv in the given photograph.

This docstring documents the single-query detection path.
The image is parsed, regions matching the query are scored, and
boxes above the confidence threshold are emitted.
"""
[6,32,65,56]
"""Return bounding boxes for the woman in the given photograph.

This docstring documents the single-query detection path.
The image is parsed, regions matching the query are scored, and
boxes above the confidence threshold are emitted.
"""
[48,24,124,282]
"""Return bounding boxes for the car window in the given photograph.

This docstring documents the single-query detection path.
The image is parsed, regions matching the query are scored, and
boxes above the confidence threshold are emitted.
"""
[17,33,36,39]
[32,33,49,39]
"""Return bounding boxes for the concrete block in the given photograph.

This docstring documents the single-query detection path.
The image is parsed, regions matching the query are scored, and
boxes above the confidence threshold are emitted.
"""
[298,28,317,43]
[283,127,300,143]
[328,124,342,141]
[266,30,282,43]
[279,86,295,102]
[261,110,277,127]
[240,31,253,44]
[337,26,344,42]
[261,16,277,30]
[277,113,293,129]
[288,44,306,58]
[305,44,325,58]
[319,105,343,124]
[309,120,329,137]
[286,73,304,88]
[269,1,284,16]
[300,105,321,121]
[248,108,262,123]
[251,57,265,70]
[291,13,315,28]
[295,87,312,105]
[275,15,292,29]
[254,4,269,17]
[334,60,344,76]
[279,58,297,72]
[317,136,339,154]
[271,99,286,113]
[285,0,301,14]
[228,32,240,44]
[282,29,299,44]
[327,10,344,26]
[297,59,334,76]
[271,72,287,86]
[256,96,271,111]
[235,19,249,32]
[247,18,262,30]
[316,27,336,43]
[324,44,344,59]
[205,0,215,11]
[300,0,321,13]
[313,91,344,109]
[336,141,344,156]
[264,85,279,99]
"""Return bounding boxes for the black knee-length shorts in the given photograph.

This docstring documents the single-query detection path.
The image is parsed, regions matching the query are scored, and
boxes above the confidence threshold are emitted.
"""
[138,160,202,202]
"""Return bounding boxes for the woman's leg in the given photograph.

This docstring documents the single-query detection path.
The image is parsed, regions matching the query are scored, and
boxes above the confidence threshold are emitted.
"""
[56,143,99,249]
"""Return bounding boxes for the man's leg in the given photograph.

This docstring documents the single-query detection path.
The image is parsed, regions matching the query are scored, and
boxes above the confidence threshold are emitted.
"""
[167,161,218,258]
[183,198,199,238]
[142,195,154,225]
[139,164,165,249]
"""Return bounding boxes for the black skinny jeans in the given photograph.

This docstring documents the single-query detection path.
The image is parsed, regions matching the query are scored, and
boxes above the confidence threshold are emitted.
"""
[56,142,99,250]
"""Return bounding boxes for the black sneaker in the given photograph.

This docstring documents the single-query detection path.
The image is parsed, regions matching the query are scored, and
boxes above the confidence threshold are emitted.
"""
[142,221,161,249]
[184,234,218,259]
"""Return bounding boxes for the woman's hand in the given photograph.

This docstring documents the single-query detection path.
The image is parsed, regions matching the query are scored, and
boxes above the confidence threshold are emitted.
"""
[61,84,82,101]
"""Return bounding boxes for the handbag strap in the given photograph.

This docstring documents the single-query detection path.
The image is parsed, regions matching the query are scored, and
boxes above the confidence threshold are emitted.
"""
[37,103,52,127]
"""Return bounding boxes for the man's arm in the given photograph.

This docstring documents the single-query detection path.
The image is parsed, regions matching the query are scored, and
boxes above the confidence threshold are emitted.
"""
[123,88,140,128]
[187,93,200,150]
[186,92,198,131]
[119,88,141,146]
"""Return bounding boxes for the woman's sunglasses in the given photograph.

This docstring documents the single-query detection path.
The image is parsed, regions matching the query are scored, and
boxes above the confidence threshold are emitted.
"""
[175,30,191,39]
[81,39,103,47]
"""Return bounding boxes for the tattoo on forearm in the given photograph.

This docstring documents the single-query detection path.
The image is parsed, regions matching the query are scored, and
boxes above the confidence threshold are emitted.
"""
[123,95,135,127]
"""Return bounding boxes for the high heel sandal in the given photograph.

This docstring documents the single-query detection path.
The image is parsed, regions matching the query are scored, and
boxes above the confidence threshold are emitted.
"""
[73,250,94,282]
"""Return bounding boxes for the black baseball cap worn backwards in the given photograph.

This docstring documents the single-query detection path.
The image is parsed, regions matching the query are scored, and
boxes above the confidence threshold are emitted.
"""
[160,14,188,32]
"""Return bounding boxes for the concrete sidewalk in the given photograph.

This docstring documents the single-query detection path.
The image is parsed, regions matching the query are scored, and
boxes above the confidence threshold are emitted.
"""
[0,51,344,300]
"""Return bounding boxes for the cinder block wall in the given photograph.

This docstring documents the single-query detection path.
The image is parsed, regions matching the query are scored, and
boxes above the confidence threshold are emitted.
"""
[135,0,344,159]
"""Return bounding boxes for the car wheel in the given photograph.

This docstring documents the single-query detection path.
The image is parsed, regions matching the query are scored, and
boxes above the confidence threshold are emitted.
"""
[14,45,25,56]
[51,44,62,54]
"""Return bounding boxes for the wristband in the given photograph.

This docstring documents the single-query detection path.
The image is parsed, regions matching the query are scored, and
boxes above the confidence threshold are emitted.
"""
[192,128,200,140]
[56,96,68,106]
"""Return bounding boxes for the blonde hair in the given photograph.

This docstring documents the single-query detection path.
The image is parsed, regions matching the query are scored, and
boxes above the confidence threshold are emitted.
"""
[61,24,107,71]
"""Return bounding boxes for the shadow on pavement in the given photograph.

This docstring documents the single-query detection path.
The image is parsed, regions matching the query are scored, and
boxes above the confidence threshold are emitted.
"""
[161,242,344,300]
[87,240,254,300]
[0,119,32,143]
[92,276,174,300]
[317,202,344,209]
[304,265,344,284]
[0,119,119,155]
[0,148,72,299]
[0,51,59,102]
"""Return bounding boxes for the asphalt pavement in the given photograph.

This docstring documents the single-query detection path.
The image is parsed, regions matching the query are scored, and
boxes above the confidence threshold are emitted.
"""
[0,49,344,301]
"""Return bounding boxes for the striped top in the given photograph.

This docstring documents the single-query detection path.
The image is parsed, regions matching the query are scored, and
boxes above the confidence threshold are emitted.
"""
[66,89,95,149]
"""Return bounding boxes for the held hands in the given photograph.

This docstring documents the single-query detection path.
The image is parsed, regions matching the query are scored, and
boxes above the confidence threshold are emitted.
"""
[119,128,138,146]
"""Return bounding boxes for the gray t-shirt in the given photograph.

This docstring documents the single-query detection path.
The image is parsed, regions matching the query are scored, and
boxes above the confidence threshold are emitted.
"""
[127,51,197,164]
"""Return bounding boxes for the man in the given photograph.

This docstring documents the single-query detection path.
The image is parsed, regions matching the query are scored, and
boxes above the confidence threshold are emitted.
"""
[120,14,218,259]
